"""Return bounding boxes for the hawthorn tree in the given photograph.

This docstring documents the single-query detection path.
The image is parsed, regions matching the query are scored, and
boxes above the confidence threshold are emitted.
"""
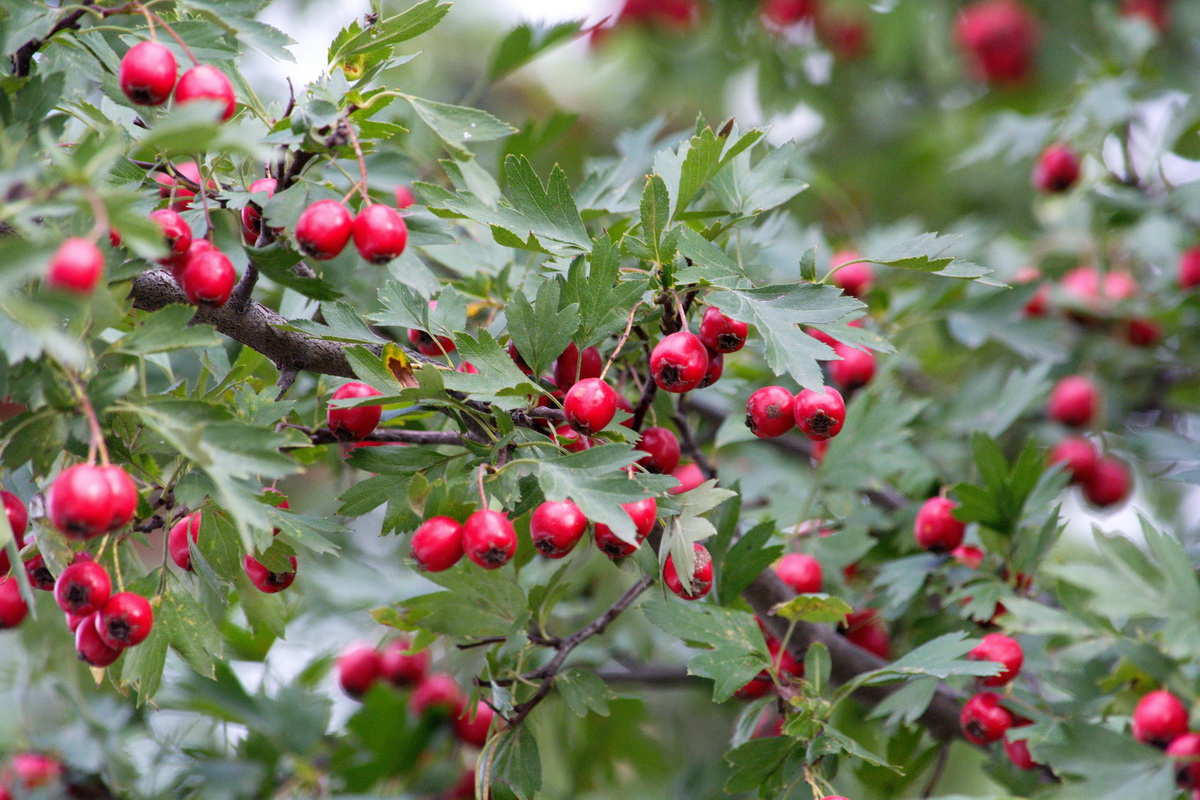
[1,0,1199,798]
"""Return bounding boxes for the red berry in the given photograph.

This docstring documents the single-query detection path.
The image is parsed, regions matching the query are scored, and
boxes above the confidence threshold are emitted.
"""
[243,552,297,593]
[352,203,408,264]
[337,644,383,698]
[1133,690,1189,747]
[1060,265,1137,314]
[960,691,1015,745]
[564,378,618,435]
[553,343,603,389]
[734,672,773,700]
[149,208,193,265]
[530,500,587,558]
[47,237,104,294]
[380,638,429,687]
[954,0,1040,87]
[411,673,465,717]
[241,177,278,243]
[453,701,495,748]
[761,0,817,26]
[9,753,63,791]
[820,13,870,60]
[168,511,202,571]
[554,424,591,453]
[462,510,517,569]
[1,490,28,540]
[830,344,875,392]
[1168,733,1200,788]
[23,553,53,591]
[0,577,28,629]
[411,516,464,572]
[118,41,177,105]
[636,427,681,474]
[103,465,139,531]
[172,238,214,284]
[663,543,713,600]
[75,612,121,666]
[180,248,236,306]
[1180,248,1200,290]
[1048,375,1099,428]
[831,250,873,299]
[793,386,846,441]
[507,340,533,374]
[841,608,891,659]
[457,361,478,374]
[914,497,965,553]
[53,559,111,616]
[1124,318,1162,348]
[745,386,795,439]
[174,64,236,121]
[594,497,657,558]
[1122,0,1170,31]
[952,544,985,569]
[49,463,137,540]
[698,307,748,353]
[408,302,456,356]
[296,200,353,260]
[394,185,416,209]
[1048,436,1098,484]
[968,633,1024,686]
[774,553,823,594]
[1004,720,1037,770]
[668,462,705,495]
[96,591,153,648]
[1033,143,1081,193]
[650,332,708,393]
[1082,457,1131,509]
[328,381,384,441]
[697,348,724,389]
[614,392,635,428]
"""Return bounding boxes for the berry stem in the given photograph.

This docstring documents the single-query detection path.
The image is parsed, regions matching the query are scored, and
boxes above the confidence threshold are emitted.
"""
[344,120,372,206]
[135,3,198,65]
[476,464,487,508]
[64,367,110,466]
[600,301,643,381]
[81,185,109,244]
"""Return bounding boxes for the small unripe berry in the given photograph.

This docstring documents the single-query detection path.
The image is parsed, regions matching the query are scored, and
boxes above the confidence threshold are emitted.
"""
[774,553,823,594]
[180,248,236,306]
[174,64,236,121]
[698,306,748,353]
[462,510,517,569]
[453,701,495,748]
[76,612,122,666]
[96,591,154,649]
[1133,690,1189,747]
[53,559,112,616]
[410,516,464,572]
[830,344,875,392]
[1048,436,1098,484]
[553,343,602,389]
[793,387,846,441]
[328,381,384,441]
[410,673,465,717]
[960,691,1014,745]
[352,203,409,264]
[47,238,104,294]
[1082,457,1131,509]
[745,386,794,439]
[295,200,353,260]
[149,208,192,265]
[968,633,1024,686]
[663,543,713,600]
[650,332,708,393]
[594,497,657,558]
[564,378,618,435]
[380,638,429,686]
[168,512,202,571]
[118,41,177,106]
[530,500,587,558]
[636,427,681,475]
[1033,144,1081,193]
[914,497,965,553]
[337,644,383,698]
[0,576,28,629]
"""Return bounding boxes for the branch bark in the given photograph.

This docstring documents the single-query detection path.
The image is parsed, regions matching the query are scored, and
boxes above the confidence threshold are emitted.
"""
[10,0,96,77]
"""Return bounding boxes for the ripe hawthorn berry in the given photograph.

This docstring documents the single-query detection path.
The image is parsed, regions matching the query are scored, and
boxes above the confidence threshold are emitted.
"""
[1167,732,1200,788]
[952,544,985,569]
[241,177,278,244]
[462,509,517,569]
[564,378,618,435]
[380,638,429,687]
[149,208,192,265]
[154,161,213,211]
[96,591,154,649]
[594,497,657,558]
[767,638,804,679]
[794,386,846,441]
[960,691,1015,745]
[774,553,823,594]
[352,203,408,264]
[46,238,104,294]
[697,348,724,389]
[1132,690,1189,747]
[745,386,794,439]
[830,343,875,392]
[172,238,214,284]
[457,361,478,374]
[408,302,456,356]
[168,511,202,571]
[761,0,817,26]
[507,340,532,374]
[1048,436,1098,484]
[554,424,591,453]
[328,381,384,441]
[968,633,1024,686]
[553,343,602,389]
[1122,0,1169,31]
[175,64,236,121]
[0,491,27,575]
[410,516,464,572]
[954,0,1040,87]
[453,701,495,748]
[49,463,138,540]
[0,577,28,629]
[1033,143,1081,193]
[1004,719,1037,770]
[295,199,353,260]
[394,185,416,209]
[734,672,773,700]
[1047,375,1099,428]
[118,41,177,106]
[53,558,111,616]
[530,500,587,558]
[24,553,54,591]
[244,552,297,593]
[76,612,121,666]
[337,644,383,698]
[649,332,708,393]
[698,306,747,353]
[636,426,681,475]
[914,496,965,553]
[841,608,891,659]
[1082,456,1131,509]
[831,250,873,299]
[668,462,705,495]
[8,753,63,791]
[663,543,713,600]
[180,248,236,306]
[1179,248,1200,290]
[410,673,465,717]
[1123,318,1162,348]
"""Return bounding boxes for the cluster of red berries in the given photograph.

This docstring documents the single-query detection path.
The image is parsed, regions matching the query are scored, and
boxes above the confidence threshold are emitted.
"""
[295,198,409,264]
[337,638,493,748]
[759,0,870,61]
[648,306,744,394]
[958,633,1035,769]
[0,752,64,800]
[168,494,298,593]
[1129,689,1200,792]
[745,385,846,441]
[119,41,236,118]
[1045,376,1131,510]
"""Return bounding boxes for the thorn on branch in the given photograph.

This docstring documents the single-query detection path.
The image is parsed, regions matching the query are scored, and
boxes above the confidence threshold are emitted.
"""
[275,366,299,400]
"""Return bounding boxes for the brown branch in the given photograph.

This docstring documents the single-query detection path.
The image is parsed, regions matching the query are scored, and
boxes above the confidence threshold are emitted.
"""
[673,398,715,480]
[10,0,96,77]
[289,424,472,448]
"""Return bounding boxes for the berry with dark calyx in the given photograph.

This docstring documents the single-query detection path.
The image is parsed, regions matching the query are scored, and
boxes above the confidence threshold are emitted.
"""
[295,199,354,260]
[76,613,121,666]
[96,591,153,649]
[1180,248,1200,290]
[1048,375,1099,428]
[180,248,236,306]
[698,306,748,353]
[831,250,873,299]
[1124,318,1162,348]
[793,386,846,441]
[663,543,713,600]
[1168,733,1200,788]
[168,512,202,571]
[24,554,54,591]
[530,500,587,558]
[968,633,1024,686]
[243,552,297,593]
[394,185,416,209]
[1082,456,1131,509]
[564,378,618,435]
[410,516,464,572]
[841,608,891,658]
[149,208,192,265]
[462,509,517,569]
[745,386,795,439]
[1004,719,1037,770]
[241,177,278,244]
[174,64,236,120]
[960,691,1015,745]
[328,381,384,441]
[411,673,465,717]
[1048,436,1098,484]
[636,427,681,474]
[380,638,429,686]
[774,553,823,594]
[1132,689,1189,747]
[1033,143,1081,193]
[954,0,1040,87]
[0,577,28,629]
[553,343,603,390]
[118,41,177,105]
[453,701,495,748]
[594,497,657,558]
[49,463,136,540]
[337,644,383,699]
[54,558,112,616]
[697,349,724,389]
[914,496,965,553]
[46,238,104,294]
[830,343,875,392]
[650,332,709,393]
[352,203,408,264]
[554,424,591,453]
[668,462,705,495]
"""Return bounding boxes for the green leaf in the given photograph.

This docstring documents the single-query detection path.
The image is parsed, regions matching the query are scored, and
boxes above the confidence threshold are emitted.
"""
[111,305,221,355]
[247,244,342,301]
[770,594,853,624]
[444,330,542,401]
[402,567,529,638]
[117,603,169,704]
[805,642,831,696]
[488,21,582,80]
[864,233,993,282]
[724,737,793,795]
[866,677,940,727]
[717,521,782,604]
[328,0,451,62]
[639,174,672,264]
[164,580,224,679]
[709,140,807,216]
[561,235,649,346]
[492,724,542,800]
[852,632,999,688]
[280,301,378,343]
[506,281,580,377]
[1035,720,1174,800]
[557,668,614,718]
[404,95,516,157]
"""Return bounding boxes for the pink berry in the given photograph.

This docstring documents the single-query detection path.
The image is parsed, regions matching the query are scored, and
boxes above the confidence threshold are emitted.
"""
[174,64,236,121]
[1047,375,1099,428]
[1082,457,1131,509]
[1048,436,1098,484]
[410,516,464,572]
[46,238,104,294]
[118,41,177,106]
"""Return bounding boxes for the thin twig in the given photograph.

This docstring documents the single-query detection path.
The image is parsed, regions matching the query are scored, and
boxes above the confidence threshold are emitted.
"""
[673,399,715,480]
[921,742,950,797]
